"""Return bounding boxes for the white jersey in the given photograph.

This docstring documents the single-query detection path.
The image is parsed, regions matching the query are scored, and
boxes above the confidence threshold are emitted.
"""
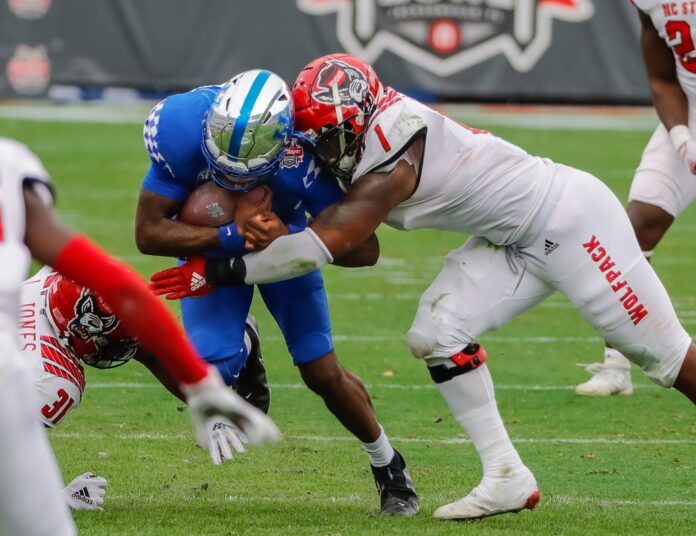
[0,139,52,339]
[634,0,696,127]
[353,90,554,246]
[19,267,84,427]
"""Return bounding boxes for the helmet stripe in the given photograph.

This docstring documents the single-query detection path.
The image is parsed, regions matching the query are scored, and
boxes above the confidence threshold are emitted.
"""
[228,70,271,158]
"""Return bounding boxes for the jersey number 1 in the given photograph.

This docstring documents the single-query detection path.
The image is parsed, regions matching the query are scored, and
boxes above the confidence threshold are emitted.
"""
[666,20,696,74]
[374,124,392,152]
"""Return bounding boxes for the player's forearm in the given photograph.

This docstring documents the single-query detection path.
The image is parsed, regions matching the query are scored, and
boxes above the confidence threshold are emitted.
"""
[54,235,208,385]
[135,217,221,257]
[206,228,333,285]
[135,349,186,401]
[332,233,380,267]
[650,79,690,131]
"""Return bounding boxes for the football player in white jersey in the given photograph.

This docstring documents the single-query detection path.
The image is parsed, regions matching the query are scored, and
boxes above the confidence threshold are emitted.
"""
[150,55,696,521]
[20,266,260,485]
[577,2,696,395]
[0,138,279,535]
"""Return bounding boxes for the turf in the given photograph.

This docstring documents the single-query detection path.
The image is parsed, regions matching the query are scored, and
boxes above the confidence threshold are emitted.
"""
[2,113,695,535]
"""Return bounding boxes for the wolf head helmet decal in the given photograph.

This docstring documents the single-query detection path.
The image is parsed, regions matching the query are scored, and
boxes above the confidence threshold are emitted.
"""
[297,0,594,76]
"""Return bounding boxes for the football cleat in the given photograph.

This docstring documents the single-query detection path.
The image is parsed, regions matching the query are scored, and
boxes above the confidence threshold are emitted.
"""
[434,466,539,520]
[371,450,420,516]
[575,363,633,396]
[234,314,271,414]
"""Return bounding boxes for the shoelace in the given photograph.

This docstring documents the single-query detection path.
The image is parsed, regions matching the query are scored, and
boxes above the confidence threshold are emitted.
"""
[504,244,545,294]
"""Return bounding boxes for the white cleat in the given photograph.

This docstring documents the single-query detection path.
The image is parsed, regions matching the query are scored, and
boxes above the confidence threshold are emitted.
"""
[575,363,633,396]
[433,466,540,520]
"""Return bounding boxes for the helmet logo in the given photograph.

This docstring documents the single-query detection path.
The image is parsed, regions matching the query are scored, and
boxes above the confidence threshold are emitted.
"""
[68,290,118,342]
[313,59,370,107]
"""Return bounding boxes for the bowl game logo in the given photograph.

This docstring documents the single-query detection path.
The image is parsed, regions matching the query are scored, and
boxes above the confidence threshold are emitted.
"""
[297,0,594,75]
[6,44,51,95]
[282,138,305,168]
[7,0,52,19]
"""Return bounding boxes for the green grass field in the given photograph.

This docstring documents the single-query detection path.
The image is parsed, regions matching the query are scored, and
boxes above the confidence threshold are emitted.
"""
[2,111,695,535]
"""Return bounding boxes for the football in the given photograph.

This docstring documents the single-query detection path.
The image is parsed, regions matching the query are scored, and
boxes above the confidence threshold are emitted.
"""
[177,181,238,227]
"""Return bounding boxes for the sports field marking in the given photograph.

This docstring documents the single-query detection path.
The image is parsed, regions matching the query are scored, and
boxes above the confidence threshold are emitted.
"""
[51,431,695,446]
[0,103,659,132]
[88,381,655,392]
[102,493,696,508]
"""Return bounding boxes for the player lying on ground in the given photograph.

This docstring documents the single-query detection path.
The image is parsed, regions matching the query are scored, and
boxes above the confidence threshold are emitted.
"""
[151,55,696,521]
[18,268,264,510]
[0,138,279,536]
[136,71,418,515]
[578,2,696,396]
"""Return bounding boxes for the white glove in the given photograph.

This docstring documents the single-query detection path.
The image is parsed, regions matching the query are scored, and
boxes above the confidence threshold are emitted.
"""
[206,420,248,466]
[63,472,108,511]
[183,367,280,465]
[679,138,696,174]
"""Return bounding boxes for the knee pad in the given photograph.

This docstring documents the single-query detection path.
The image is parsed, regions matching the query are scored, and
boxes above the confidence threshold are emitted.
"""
[407,329,435,359]
[426,343,487,384]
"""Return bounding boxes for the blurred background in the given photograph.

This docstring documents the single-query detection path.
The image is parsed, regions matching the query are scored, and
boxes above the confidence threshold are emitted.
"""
[1,0,648,105]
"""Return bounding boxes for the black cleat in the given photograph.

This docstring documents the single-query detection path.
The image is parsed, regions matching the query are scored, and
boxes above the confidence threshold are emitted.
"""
[371,450,420,516]
[233,315,271,414]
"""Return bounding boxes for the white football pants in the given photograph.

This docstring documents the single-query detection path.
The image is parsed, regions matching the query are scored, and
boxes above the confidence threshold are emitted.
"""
[0,335,75,536]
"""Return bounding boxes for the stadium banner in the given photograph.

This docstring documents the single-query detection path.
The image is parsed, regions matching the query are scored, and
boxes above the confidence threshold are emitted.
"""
[0,0,648,103]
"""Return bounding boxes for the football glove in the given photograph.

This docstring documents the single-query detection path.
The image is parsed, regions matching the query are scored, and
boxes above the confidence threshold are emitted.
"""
[183,367,280,465]
[63,472,108,511]
[149,257,212,300]
[204,420,248,466]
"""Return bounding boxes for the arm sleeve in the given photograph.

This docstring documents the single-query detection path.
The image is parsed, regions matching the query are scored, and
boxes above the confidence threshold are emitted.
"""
[206,228,332,286]
[54,235,208,385]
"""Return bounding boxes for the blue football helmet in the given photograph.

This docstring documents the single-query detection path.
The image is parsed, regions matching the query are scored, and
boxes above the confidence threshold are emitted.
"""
[201,70,294,191]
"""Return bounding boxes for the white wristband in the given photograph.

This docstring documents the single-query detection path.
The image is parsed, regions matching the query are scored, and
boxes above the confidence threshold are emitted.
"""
[668,124,691,153]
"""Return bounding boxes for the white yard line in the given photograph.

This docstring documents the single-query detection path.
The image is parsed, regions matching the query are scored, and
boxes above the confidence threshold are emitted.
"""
[89,381,655,392]
[0,103,659,132]
[51,431,694,446]
[104,493,696,508]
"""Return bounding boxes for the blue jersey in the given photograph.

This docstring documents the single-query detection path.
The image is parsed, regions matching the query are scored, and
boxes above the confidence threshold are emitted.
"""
[140,85,338,379]
[141,86,343,233]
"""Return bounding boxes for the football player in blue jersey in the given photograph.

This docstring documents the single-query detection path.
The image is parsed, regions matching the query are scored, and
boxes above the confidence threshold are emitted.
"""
[134,70,418,516]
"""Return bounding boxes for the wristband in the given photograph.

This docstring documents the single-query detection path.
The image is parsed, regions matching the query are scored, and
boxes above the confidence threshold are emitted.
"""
[669,124,691,153]
[206,256,247,287]
[218,224,245,252]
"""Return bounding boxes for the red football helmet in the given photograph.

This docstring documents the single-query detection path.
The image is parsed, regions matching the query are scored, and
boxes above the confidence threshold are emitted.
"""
[46,275,137,369]
[293,53,383,181]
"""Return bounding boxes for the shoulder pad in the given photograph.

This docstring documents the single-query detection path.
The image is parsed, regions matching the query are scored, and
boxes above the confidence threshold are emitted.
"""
[631,0,658,12]
[142,86,218,178]
[353,94,426,181]
[0,137,51,186]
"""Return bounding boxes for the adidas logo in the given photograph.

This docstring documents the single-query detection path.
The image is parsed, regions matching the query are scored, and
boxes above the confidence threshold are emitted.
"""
[544,239,559,255]
[190,272,206,291]
[72,487,92,504]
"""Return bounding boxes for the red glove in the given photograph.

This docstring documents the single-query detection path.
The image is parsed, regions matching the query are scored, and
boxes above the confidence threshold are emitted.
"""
[149,257,213,300]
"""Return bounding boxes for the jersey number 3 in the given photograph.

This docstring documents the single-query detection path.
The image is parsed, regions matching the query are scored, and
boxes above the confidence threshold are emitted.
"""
[666,20,696,74]
[42,388,75,426]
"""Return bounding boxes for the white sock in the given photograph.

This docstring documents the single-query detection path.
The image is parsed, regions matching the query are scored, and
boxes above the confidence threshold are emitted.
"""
[604,347,631,370]
[362,425,395,467]
[643,250,653,260]
[436,364,524,479]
